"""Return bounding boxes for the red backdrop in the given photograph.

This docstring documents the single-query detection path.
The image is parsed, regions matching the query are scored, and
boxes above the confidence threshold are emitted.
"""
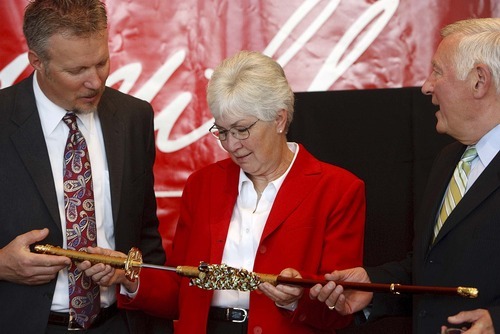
[1,0,498,253]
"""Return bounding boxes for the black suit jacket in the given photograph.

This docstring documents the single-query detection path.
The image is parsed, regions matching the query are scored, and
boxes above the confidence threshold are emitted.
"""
[0,75,167,333]
[367,141,500,333]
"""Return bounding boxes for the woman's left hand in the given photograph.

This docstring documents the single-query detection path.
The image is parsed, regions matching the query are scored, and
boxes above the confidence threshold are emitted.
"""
[258,268,304,308]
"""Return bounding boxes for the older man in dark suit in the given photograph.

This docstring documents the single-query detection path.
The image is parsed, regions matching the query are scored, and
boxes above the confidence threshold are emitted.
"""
[310,18,500,334]
[0,1,170,333]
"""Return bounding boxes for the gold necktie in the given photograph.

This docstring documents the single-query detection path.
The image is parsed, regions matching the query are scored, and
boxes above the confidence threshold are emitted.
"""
[433,146,477,241]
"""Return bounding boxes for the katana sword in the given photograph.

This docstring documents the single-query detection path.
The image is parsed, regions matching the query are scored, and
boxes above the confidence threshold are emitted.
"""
[34,244,478,298]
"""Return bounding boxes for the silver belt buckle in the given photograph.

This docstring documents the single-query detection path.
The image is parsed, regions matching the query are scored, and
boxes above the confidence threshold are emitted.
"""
[227,307,247,323]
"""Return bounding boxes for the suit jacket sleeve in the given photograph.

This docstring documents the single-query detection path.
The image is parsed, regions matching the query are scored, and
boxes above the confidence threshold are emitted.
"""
[365,253,413,321]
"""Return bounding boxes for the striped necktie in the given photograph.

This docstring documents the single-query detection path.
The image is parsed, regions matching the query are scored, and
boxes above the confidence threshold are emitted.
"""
[433,146,478,241]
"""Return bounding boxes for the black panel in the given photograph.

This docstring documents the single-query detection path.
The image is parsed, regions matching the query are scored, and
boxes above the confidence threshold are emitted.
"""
[287,87,454,333]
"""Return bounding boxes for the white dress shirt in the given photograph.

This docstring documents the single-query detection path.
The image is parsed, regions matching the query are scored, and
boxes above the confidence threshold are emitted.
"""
[211,143,299,309]
[466,124,500,191]
[33,72,116,311]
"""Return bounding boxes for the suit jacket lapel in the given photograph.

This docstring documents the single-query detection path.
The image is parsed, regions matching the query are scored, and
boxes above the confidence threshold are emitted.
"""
[434,151,500,244]
[416,143,463,253]
[98,89,125,225]
[10,76,61,229]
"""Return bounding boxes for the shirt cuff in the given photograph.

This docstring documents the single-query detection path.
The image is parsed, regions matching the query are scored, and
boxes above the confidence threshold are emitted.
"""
[119,279,140,298]
[276,300,298,312]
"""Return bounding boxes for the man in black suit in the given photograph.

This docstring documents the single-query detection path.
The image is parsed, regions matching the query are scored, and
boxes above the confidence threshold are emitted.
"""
[0,0,170,333]
[309,18,500,334]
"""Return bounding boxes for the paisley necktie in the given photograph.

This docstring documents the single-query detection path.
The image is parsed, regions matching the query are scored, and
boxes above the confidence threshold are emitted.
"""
[63,112,100,329]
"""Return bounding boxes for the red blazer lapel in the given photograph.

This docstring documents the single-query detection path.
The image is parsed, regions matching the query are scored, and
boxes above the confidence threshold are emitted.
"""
[262,145,322,240]
[209,159,240,263]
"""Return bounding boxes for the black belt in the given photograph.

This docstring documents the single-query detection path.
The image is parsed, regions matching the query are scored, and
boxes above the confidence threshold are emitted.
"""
[48,303,118,328]
[209,307,248,323]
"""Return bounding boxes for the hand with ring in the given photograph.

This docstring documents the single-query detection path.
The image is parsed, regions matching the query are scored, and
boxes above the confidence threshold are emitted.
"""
[309,267,374,315]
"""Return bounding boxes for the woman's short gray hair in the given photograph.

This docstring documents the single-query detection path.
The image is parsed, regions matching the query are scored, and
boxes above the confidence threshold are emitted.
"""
[207,50,294,130]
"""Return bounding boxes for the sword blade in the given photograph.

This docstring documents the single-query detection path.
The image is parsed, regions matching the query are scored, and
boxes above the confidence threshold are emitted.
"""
[140,263,177,272]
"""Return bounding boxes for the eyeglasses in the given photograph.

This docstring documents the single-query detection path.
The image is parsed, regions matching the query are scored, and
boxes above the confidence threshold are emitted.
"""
[209,119,260,141]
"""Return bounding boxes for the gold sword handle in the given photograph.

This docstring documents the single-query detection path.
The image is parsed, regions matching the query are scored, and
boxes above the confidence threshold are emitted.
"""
[33,244,143,281]
[124,247,142,281]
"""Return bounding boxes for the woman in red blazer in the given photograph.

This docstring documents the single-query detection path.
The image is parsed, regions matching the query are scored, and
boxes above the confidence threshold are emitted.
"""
[99,50,365,333]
